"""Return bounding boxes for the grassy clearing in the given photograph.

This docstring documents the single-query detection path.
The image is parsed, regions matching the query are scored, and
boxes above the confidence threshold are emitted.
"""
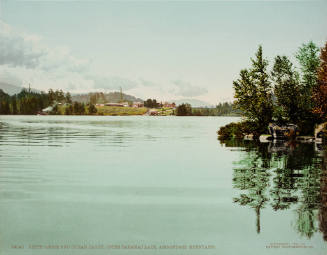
[96,106,148,116]
[56,105,174,116]
[156,108,174,116]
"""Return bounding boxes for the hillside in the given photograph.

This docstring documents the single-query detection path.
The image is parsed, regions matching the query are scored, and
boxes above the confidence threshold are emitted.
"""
[72,92,143,103]
[0,89,10,100]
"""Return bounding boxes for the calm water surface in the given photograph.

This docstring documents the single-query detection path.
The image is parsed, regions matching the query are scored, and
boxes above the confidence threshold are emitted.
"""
[0,116,326,255]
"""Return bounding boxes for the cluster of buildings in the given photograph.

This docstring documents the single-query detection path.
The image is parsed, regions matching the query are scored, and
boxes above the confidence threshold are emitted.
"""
[95,102,143,107]
[163,102,176,108]
[95,102,176,108]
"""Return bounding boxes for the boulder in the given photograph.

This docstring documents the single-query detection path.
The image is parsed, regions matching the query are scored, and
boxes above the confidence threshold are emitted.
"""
[315,123,327,143]
[259,134,273,143]
[244,134,254,140]
[295,136,315,143]
[268,123,298,140]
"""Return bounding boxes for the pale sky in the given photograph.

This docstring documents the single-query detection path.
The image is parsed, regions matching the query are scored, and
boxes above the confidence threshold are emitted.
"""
[0,0,326,104]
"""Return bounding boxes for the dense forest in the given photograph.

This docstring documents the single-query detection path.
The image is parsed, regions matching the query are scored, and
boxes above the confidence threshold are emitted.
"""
[0,88,92,115]
[0,88,51,115]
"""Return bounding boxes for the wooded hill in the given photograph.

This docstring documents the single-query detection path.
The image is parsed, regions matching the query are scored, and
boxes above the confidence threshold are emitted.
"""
[72,92,143,104]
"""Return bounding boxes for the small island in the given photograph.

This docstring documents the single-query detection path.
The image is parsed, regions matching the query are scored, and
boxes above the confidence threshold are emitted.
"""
[218,41,327,143]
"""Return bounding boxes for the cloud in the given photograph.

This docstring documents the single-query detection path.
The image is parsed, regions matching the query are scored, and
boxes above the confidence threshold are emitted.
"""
[139,78,158,87]
[0,21,209,100]
[171,80,208,97]
[0,21,89,72]
[0,69,23,86]
[0,23,43,68]
[0,21,138,93]
[0,65,94,91]
[90,75,139,91]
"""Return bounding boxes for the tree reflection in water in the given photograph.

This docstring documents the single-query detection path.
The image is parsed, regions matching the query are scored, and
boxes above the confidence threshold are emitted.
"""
[220,138,326,241]
[320,151,327,241]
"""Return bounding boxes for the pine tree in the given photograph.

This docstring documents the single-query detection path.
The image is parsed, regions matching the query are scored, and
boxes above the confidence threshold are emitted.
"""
[233,46,273,131]
[271,55,301,123]
[313,42,327,119]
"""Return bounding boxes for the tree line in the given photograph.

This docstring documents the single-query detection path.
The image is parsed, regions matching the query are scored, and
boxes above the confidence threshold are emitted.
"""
[0,88,97,115]
[175,102,240,116]
[0,89,51,115]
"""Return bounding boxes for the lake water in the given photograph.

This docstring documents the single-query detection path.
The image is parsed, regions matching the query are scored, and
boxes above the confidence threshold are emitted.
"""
[0,115,326,255]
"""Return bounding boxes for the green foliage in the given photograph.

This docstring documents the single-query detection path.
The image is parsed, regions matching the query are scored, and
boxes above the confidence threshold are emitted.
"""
[217,121,263,140]
[233,46,273,131]
[0,101,10,114]
[312,42,327,120]
[295,42,321,133]
[50,105,61,115]
[48,89,66,104]
[217,122,245,139]
[144,99,161,108]
[228,42,322,137]
[271,55,302,124]
[65,92,72,104]
[0,88,77,115]
[11,96,18,114]
[88,103,97,115]
[0,87,148,116]
[296,41,320,90]
[175,103,192,116]
[65,104,73,115]
[222,140,322,236]
[15,89,49,114]
[73,102,86,115]
[0,89,10,114]
[191,102,241,116]
[0,89,9,100]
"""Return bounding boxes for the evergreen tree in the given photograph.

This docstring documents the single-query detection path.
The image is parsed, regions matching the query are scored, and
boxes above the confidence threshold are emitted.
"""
[88,103,97,115]
[11,96,18,114]
[296,41,320,90]
[0,89,10,114]
[73,101,86,115]
[65,92,72,104]
[313,42,327,119]
[176,103,192,116]
[232,144,271,233]
[271,55,302,123]
[48,89,55,104]
[295,42,320,132]
[233,46,273,131]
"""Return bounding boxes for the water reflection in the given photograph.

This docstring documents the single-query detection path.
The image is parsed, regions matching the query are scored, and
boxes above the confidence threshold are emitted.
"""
[220,138,326,241]
[0,120,133,147]
[320,151,327,241]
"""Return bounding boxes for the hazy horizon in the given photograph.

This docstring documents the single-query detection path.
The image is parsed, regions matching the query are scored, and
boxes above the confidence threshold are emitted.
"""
[0,0,327,104]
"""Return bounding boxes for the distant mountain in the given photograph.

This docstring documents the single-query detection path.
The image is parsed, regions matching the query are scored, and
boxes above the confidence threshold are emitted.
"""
[0,82,23,95]
[72,92,143,104]
[172,98,213,108]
